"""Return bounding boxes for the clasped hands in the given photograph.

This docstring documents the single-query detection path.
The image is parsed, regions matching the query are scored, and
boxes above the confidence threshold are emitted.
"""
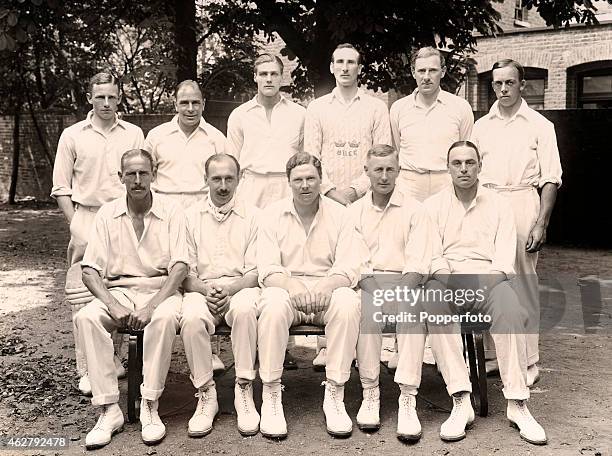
[108,299,153,331]
[287,279,334,315]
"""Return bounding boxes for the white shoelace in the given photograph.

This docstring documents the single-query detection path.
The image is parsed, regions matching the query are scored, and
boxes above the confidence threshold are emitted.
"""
[238,384,252,412]
[363,388,377,411]
[195,388,214,416]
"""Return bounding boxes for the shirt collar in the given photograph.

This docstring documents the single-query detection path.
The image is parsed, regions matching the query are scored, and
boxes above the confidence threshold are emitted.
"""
[448,182,486,211]
[488,98,529,121]
[365,187,404,211]
[200,197,246,219]
[245,94,288,112]
[113,190,165,220]
[170,114,214,136]
[410,88,448,108]
[281,194,324,217]
[329,87,362,105]
[83,110,124,131]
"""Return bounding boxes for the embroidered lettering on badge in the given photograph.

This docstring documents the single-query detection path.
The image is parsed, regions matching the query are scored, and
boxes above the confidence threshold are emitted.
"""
[337,149,358,157]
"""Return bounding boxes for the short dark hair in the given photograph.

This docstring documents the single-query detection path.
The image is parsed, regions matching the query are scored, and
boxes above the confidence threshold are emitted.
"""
[491,59,525,81]
[88,72,120,94]
[366,144,398,161]
[447,140,481,163]
[331,43,362,65]
[204,153,241,177]
[286,152,322,180]
[410,46,446,71]
[121,149,156,172]
[174,79,204,99]
[254,53,284,74]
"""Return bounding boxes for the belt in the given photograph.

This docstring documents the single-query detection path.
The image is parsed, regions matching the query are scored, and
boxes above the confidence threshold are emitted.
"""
[483,183,535,192]
[75,204,100,212]
[400,168,448,174]
[155,190,206,195]
[241,169,286,177]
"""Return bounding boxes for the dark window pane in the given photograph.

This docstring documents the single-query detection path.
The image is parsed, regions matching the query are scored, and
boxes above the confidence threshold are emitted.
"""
[582,75,612,94]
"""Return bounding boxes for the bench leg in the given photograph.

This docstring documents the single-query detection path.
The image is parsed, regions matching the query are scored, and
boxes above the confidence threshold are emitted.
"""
[127,335,138,423]
[474,331,488,417]
[463,333,479,412]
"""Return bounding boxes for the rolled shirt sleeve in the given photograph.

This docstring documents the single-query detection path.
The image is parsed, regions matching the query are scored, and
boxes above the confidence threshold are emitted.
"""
[81,209,111,277]
[537,120,563,188]
[51,130,76,198]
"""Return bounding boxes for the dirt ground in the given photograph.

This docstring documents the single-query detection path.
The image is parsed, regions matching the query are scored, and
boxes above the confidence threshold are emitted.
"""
[0,203,610,456]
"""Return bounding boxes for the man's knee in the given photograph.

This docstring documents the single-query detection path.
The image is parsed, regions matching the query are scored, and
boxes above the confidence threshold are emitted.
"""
[488,282,527,329]
[230,288,260,317]
[328,287,360,320]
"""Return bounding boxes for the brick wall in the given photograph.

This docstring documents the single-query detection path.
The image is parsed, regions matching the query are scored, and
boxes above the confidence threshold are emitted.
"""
[467,22,612,109]
[0,101,239,203]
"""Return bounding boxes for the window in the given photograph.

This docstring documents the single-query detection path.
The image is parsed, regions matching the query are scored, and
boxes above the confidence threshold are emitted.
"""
[578,70,612,109]
[514,0,528,22]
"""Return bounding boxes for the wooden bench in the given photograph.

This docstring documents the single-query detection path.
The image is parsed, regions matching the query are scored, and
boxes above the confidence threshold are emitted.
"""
[119,324,489,423]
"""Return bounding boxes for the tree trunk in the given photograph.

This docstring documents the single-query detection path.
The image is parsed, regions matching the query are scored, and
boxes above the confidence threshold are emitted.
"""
[309,0,336,98]
[8,107,20,205]
[173,0,198,82]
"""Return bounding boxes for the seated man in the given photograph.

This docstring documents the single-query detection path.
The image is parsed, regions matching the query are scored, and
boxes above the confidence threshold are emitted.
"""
[353,145,474,442]
[424,140,547,445]
[257,152,362,438]
[74,149,189,449]
[182,154,261,437]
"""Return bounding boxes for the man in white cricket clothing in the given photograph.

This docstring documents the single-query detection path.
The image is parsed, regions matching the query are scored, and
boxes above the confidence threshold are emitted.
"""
[256,152,363,438]
[75,149,189,449]
[471,59,562,386]
[52,72,144,395]
[424,140,548,445]
[182,154,262,437]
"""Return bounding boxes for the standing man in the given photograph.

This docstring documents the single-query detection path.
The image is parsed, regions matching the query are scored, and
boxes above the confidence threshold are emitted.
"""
[52,72,144,394]
[353,145,474,442]
[182,154,261,437]
[471,59,562,385]
[304,43,391,367]
[424,140,547,445]
[75,149,189,449]
[144,80,226,209]
[256,152,363,438]
[388,46,473,368]
[390,46,473,202]
[304,43,391,206]
[226,53,306,368]
[226,53,306,208]
[145,80,227,371]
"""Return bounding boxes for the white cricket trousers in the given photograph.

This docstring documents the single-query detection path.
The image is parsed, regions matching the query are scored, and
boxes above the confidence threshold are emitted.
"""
[426,278,530,400]
[357,288,472,396]
[491,186,541,366]
[257,283,361,385]
[397,169,451,203]
[182,288,261,384]
[74,288,182,406]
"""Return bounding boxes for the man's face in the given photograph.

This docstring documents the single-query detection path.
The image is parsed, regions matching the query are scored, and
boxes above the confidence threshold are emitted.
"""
[492,66,525,110]
[206,158,239,207]
[289,163,321,206]
[365,154,399,197]
[254,61,282,98]
[412,55,445,96]
[448,146,481,190]
[330,47,362,88]
[119,155,156,201]
[175,85,204,130]
[87,83,121,121]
